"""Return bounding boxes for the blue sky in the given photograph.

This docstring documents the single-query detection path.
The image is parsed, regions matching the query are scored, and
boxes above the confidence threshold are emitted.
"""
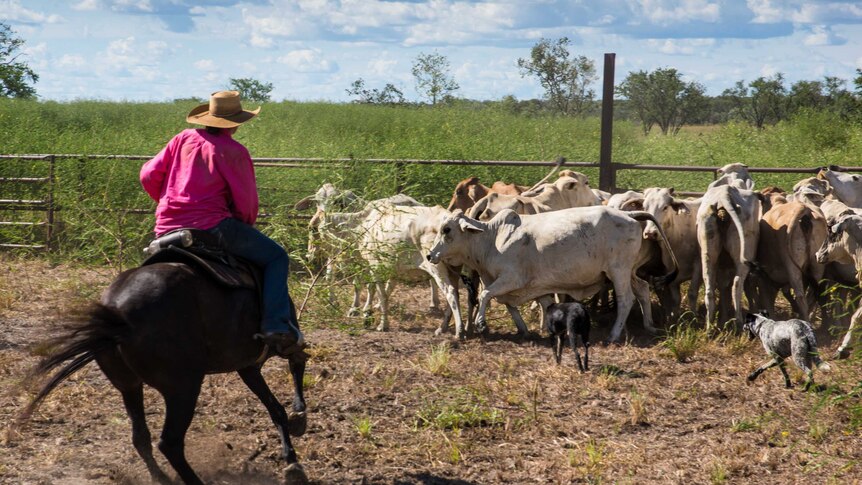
[5,1,862,102]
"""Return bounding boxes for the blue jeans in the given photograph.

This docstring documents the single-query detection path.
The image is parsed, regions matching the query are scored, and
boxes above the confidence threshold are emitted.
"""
[208,218,299,335]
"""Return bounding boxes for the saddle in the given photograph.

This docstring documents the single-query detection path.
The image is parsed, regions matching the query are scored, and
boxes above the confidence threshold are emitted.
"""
[142,228,259,290]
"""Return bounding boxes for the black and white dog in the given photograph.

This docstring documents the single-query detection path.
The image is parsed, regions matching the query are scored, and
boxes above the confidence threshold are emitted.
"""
[545,302,591,371]
[743,312,830,390]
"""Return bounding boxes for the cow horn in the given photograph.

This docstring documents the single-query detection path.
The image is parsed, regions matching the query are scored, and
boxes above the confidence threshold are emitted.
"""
[525,156,566,193]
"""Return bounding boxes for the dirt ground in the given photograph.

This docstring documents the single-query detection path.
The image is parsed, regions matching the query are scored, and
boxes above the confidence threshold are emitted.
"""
[1,257,861,485]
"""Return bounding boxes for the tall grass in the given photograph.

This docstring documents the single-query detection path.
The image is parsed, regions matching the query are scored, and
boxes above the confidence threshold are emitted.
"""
[2,98,861,264]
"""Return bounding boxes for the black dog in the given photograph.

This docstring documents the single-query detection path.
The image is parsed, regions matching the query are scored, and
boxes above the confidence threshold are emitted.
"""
[545,302,591,371]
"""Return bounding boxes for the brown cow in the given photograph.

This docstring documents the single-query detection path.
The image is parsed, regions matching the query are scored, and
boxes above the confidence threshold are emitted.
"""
[446,177,528,212]
[753,190,827,319]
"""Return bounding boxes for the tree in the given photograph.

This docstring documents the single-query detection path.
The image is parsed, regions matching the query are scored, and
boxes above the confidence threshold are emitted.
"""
[346,78,404,105]
[0,22,38,98]
[854,68,862,97]
[228,78,273,103]
[616,68,707,135]
[517,37,597,116]
[723,74,787,129]
[411,51,459,105]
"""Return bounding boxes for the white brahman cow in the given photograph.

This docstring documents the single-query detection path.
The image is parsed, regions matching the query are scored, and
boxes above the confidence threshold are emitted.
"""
[426,207,678,343]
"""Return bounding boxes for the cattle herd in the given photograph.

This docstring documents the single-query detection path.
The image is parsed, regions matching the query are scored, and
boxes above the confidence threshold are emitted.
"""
[296,163,862,379]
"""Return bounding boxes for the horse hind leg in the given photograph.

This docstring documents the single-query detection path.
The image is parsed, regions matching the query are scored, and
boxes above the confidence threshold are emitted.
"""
[96,351,170,483]
[121,386,171,484]
[237,367,307,483]
[157,378,205,485]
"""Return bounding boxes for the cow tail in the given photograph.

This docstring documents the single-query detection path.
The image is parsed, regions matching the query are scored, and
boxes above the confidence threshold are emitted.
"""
[18,304,129,425]
[628,211,679,288]
[719,191,759,273]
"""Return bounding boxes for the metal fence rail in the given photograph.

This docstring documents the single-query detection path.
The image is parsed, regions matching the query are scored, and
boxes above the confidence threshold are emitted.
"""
[2,153,861,252]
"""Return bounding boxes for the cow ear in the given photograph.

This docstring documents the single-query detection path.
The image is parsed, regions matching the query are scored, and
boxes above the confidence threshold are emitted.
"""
[668,187,675,195]
[622,199,643,211]
[671,201,689,214]
[294,195,315,210]
[458,217,484,233]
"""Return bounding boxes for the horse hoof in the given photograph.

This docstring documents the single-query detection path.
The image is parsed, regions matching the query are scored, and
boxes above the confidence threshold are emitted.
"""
[434,327,445,336]
[287,411,307,437]
[836,348,851,360]
[283,463,308,484]
[376,324,388,332]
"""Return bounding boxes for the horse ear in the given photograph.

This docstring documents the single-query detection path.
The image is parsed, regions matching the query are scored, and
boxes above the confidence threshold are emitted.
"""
[668,187,675,195]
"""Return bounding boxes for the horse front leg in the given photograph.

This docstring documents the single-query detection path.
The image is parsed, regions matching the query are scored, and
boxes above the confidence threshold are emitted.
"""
[237,366,307,483]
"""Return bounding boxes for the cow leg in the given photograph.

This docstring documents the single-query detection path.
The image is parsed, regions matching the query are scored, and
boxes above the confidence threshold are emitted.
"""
[475,277,525,335]
[325,259,336,305]
[786,270,810,320]
[606,271,636,343]
[505,304,529,336]
[687,265,703,316]
[429,280,440,310]
[732,262,750,326]
[632,275,657,334]
[836,306,862,359]
[423,263,464,339]
[375,281,390,331]
[347,276,362,317]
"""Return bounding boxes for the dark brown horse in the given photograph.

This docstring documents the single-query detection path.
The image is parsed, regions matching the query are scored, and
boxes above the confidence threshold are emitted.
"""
[20,261,308,485]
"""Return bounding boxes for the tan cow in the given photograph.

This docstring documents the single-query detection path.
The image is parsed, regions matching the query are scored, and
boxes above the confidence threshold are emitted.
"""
[357,203,465,336]
[426,207,678,343]
[446,177,529,212]
[466,174,601,221]
[697,183,762,327]
[753,190,827,319]
[816,211,862,358]
[640,188,703,320]
[818,167,862,208]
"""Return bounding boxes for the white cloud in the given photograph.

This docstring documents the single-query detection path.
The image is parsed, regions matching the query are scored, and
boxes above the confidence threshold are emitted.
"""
[649,38,716,55]
[57,54,87,70]
[803,25,843,46]
[194,59,217,71]
[760,63,779,77]
[630,0,721,25]
[111,0,154,13]
[277,48,338,73]
[747,0,784,23]
[1,0,63,23]
[73,0,101,11]
[368,58,398,77]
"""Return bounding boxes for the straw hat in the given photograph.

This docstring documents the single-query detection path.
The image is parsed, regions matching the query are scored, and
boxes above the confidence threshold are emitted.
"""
[186,90,261,128]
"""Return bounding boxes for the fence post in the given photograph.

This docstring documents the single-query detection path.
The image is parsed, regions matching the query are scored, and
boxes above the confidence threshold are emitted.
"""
[599,53,616,193]
[46,155,55,251]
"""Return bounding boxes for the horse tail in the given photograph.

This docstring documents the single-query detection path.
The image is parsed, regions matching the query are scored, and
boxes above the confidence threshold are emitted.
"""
[19,304,129,424]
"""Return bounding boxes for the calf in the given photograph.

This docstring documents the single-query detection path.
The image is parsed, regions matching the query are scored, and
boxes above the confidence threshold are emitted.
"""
[743,312,830,390]
[545,302,590,371]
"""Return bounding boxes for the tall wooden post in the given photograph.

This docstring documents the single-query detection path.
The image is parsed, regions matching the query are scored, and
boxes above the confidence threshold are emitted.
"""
[599,53,616,193]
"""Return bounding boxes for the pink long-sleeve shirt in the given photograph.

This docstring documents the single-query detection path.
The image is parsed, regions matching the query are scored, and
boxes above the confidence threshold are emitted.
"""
[140,128,259,236]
